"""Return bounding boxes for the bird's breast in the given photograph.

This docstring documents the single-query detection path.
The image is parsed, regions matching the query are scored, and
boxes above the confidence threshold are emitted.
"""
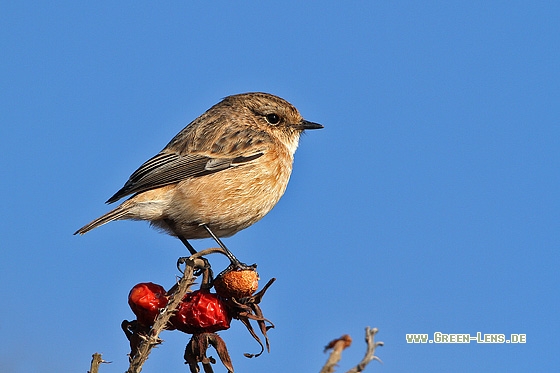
[167,148,293,237]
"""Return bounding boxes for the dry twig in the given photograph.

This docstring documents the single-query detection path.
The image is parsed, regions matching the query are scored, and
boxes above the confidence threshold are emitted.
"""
[88,353,108,373]
[320,335,352,373]
[345,327,383,373]
[320,327,383,373]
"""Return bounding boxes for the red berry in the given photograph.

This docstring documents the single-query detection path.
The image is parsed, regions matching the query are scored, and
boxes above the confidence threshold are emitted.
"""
[128,282,168,327]
[170,290,231,334]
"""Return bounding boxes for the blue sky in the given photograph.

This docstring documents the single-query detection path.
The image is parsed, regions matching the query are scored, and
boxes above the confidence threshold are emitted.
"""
[1,2,559,372]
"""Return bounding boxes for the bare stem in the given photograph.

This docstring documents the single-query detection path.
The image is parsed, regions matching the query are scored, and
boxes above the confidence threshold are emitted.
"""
[320,335,352,373]
[320,327,383,373]
[88,353,108,373]
[345,327,383,373]
[125,257,202,373]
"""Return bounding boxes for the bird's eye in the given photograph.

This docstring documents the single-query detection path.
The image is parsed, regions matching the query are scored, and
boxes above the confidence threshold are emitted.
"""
[265,113,281,125]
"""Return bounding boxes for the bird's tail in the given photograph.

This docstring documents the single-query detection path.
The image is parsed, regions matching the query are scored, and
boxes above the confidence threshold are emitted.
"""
[74,204,130,235]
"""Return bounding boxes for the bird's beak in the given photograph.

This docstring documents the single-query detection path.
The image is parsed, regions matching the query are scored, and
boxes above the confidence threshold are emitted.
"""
[296,120,324,130]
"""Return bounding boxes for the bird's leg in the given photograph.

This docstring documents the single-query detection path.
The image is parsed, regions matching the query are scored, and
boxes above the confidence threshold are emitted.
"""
[177,235,198,256]
[173,235,198,274]
[202,224,246,267]
[165,218,249,268]
[164,218,203,275]
[163,218,198,255]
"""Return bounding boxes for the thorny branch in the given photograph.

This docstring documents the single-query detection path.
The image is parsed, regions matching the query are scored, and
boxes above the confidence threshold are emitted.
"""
[320,327,383,373]
[124,256,203,373]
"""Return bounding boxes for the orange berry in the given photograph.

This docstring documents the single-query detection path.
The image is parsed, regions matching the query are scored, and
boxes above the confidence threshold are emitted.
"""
[214,267,259,298]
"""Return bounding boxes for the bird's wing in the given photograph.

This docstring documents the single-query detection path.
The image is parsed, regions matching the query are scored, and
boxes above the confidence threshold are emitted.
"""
[106,151,263,203]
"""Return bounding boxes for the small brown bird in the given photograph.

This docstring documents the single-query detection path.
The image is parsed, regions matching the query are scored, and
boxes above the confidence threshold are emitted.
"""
[75,92,322,258]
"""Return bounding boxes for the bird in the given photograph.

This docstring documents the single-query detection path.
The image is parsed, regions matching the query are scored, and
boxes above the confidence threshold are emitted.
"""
[75,92,322,261]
